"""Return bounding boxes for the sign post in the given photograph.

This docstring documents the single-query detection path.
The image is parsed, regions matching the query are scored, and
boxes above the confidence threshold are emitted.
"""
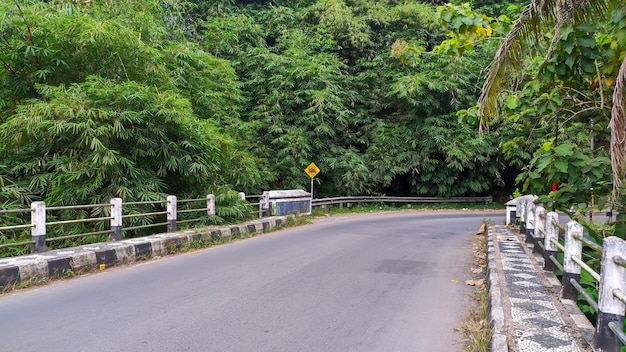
[304,162,320,212]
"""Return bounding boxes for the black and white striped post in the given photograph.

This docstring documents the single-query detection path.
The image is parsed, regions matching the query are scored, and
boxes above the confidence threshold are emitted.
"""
[561,221,583,300]
[519,201,527,235]
[544,211,559,271]
[260,191,269,218]
[31,201,47,253]
[593,237,626,351]
[110,198,123,240]
[167,195,177,232]
[525,202,536,244]
[533,205,545,254]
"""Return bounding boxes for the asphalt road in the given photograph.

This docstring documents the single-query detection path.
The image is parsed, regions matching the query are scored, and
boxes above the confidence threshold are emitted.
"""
[0,210,504,352]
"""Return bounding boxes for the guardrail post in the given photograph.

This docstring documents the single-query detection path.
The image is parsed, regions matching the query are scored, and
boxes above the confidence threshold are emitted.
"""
[207,194,215,216]
[533,205,545,254]
[261,191,269,218]
[561,221,583,300]
[110,198,123,241]
[519,201,527,235]
[167,195,177,232]
[238,192,246,201]
[593,237,626,352]
[31,201,47,253]
[526,202,535,244]
[544,211,559,271]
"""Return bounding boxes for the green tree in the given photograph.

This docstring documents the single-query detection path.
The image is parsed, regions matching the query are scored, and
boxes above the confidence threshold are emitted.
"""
[477,0,626,202]
[0,0,176,114]
[0,77,247,204]
[186,0,509,197]
[241,29,363,194]
[0,0,261,206]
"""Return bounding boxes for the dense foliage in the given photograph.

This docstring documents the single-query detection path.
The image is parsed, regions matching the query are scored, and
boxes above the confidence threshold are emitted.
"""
[8,0,618,237]
[193,0,513,197]
[2,0,618,216]
[469,0,626,215]
[1,0,521,216]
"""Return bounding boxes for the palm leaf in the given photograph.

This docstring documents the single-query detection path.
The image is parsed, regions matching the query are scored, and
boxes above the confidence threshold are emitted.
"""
[477,0,620,130]
[477,0,558,130]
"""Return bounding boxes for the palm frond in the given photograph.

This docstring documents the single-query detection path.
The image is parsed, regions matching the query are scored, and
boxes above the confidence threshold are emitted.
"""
[610,56,626,196]
[477,0,558,130]
[477,0,619,130]
[569,0,620,24]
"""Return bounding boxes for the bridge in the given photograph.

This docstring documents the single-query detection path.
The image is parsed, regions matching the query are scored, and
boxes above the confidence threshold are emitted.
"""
[1,194,624,351]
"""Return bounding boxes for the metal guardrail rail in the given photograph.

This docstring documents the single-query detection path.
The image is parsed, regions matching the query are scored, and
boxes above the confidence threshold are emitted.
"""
[0,193,493,257]
[311,195,492,207]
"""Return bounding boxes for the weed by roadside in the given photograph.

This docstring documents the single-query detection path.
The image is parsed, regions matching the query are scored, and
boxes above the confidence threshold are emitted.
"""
[457,223,492,352]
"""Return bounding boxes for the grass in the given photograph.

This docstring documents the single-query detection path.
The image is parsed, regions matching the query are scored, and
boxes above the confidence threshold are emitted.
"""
[283,214,313,226]
[459,289,492,352]
[456,223,493,352]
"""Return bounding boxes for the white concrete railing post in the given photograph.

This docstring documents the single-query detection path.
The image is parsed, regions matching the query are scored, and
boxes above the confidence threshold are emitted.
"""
[261,191,270,218]
[544,211,560,271]
[110,198,123,241]
[31,201,47,253]
[207,194,215,216]
[525,202,536,244]
[561,221,583,300]
[167,195,177,232]
[535,205,546,236]
[111,198,122,241]
[238,192,246,201]
[593,237,626,351]
[519,201,527,235]
[533,205,546,254]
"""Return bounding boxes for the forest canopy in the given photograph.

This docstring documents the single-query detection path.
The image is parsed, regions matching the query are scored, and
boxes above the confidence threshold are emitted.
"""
[1,0,618,214]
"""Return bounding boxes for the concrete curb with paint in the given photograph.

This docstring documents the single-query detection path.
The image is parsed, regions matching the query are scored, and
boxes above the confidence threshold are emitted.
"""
[0,216,287,290]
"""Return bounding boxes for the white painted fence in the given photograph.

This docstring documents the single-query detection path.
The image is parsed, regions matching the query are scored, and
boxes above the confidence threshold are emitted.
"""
[511,197,626,351]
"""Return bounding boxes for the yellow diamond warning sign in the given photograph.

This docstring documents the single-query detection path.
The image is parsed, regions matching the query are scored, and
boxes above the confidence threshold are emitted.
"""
[305,162,320,178]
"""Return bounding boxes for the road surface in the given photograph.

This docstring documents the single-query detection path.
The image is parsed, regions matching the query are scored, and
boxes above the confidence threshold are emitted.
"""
[0,210,503,352]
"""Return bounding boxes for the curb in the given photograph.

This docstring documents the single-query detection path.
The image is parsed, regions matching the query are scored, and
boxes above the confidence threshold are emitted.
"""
[486,224,509,352]
[0,216,287,290]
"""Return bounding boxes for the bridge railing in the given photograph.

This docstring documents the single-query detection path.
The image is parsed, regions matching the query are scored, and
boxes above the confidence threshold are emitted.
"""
[1,193,492,257]
[0,207,36,252]
[239,192,270,219]
[0,195,221,256]
[311,195,492,210]
[515,198,626,351]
